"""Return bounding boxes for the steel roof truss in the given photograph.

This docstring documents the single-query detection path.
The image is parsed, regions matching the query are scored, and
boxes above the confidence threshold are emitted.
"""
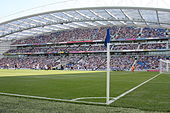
[72,22,88,28]
[89,10,106,19]
[84,22,98,27]
[44,26,59,31]
[120,9,136,25]
[38,15,57,23]
[62,12,79,20]
[105,9,125,25]
[137,9,148,26]
[18,20,37,27]
[156,10,161,27]
[28,18,46,24]
[8,23,25,29]
[50,13,68,21]
[90,10,112,25]
[75,10,91,19]
[52,25,69,30]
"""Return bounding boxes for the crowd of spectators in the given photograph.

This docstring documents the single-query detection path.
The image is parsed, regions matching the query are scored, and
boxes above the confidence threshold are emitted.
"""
[5,42,168,54]
[115,26,140,39]
[139,43,167,49]
[112,44,138,50]
[0,54,169,71]
[6,46,67,54]
[0,56,60,70]
[141,27,167,38]
[1,26,170,71]
[11,26,170,45]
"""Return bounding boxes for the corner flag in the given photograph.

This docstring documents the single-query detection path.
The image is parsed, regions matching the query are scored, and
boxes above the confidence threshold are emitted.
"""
[104,28,111,105]
[104,29,110,47]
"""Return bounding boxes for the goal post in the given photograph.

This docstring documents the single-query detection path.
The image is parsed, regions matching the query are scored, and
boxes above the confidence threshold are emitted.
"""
[160,59,170,74]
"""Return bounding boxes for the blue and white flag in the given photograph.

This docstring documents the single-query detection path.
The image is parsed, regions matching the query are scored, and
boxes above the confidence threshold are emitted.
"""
[104,29,110,47]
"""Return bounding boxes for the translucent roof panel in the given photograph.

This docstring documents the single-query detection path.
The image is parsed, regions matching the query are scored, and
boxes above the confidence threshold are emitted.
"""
[65,11,85,20]
[0,7,170,40]
[78,10,99,19]
[158,11,170,24]
[122,9,142,21]
[140,10,158,23]
[106,9,127,20]
[90,9,112,19]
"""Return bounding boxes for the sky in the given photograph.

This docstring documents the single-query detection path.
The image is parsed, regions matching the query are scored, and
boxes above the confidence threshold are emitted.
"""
[0,0,170,23]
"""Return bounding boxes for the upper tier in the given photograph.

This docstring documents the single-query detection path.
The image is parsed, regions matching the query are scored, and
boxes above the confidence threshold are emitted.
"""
[12,26,170,45]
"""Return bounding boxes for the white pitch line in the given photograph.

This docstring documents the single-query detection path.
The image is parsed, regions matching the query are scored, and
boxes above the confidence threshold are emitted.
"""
[72,97,115,101]
[108,73,161,105]
[0,92,70,101]
[0,92,106,105]
[0,73,161,105]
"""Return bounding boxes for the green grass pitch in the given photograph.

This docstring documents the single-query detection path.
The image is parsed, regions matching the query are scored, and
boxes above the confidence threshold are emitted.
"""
[0,69,170,112]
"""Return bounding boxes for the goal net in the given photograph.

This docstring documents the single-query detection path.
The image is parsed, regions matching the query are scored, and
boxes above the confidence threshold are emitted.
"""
[160,59,170,74]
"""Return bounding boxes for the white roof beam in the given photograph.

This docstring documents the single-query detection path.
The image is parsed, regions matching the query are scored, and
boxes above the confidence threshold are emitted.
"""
[75,11,98,27]
[15,34,31,36]
[84,22,98,26]
[120,9,136,25]
[8,23,25,28]
[19,33,35,36]
[39,27,55,32]
[52,25,69,30]
[18,20,36,26]
[29,28,42,32]
[62,12,79,20]
[63,12,90,27]
[105,9,118,19]
[95,21,106,26]
[28,18,46,24]
[34,28,51,32]
[107,21,116,25]
[29,32,42,35]
[105,9,126,25]
[89,10,106,19]
[63,23,78,29]
[25,29,42,34]
[40,14,81,29]
[156,10,161,27]
[90,10,112,25]
[49,25,62,30]
[75,10,91,19]
[66,24,78,28]
[50,14,68,21]
[44,26,59,31]
[138,9,148,26]
[38,15,57,23]
[21,31,35,36]
[7,35,21,37]
[72,22,88,28]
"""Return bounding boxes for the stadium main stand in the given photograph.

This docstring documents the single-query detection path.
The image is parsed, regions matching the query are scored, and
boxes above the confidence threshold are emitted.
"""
[11,27,170,45]
[0,54,169,71]
[0,26,170,71]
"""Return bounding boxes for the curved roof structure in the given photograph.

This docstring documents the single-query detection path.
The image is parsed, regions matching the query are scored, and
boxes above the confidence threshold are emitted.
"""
[0,7,170,40]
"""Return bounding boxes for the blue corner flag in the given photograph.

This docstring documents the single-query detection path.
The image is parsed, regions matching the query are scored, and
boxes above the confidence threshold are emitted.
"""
[104,29,110,47]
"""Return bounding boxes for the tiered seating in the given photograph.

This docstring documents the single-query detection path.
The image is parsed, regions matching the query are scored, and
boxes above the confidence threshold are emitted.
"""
[0,55,169,71]
[12,26,170,45]
[1,26,169,71]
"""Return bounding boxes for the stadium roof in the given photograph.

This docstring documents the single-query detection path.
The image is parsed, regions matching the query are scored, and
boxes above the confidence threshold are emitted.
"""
[0,6,170,40]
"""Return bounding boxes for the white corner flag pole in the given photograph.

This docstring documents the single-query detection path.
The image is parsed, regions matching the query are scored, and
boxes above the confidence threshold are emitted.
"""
[106,43,110,104]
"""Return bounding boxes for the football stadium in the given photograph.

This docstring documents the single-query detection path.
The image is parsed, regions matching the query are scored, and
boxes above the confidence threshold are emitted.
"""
[0,0,170,112]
